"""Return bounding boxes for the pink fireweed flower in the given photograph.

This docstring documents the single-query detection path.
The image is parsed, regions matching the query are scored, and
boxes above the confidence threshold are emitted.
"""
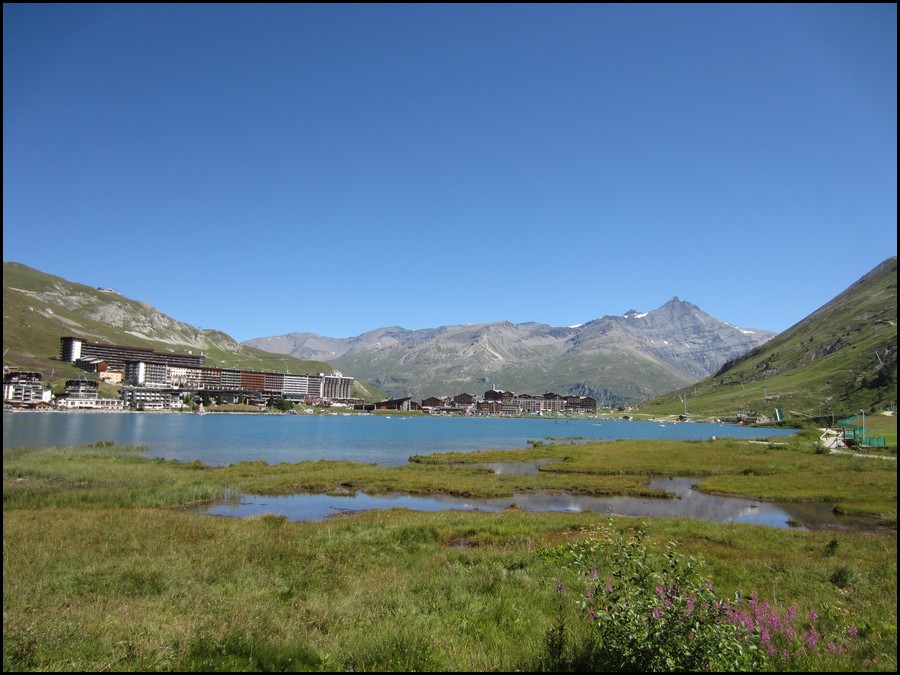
[556,581,565,595]
[760,629,771,646]
[848,625,859,638]
[808,609,818,622]
[749,591,759,609]
[589,568,599,581]
[804,628,819,650]
[604,579,613,594]
[652,608,663,620]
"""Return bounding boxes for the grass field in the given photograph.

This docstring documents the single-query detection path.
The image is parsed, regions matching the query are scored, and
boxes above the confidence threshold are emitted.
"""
[3,432,896,671]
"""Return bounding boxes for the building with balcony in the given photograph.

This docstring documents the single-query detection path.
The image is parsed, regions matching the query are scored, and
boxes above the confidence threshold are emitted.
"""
[3,371,51,407]
[61,336,204,371]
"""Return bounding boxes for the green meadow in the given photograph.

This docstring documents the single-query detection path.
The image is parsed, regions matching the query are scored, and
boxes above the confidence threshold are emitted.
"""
[3,429,896,671]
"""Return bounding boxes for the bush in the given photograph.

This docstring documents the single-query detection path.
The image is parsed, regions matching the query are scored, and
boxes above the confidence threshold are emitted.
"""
[829,566,857,589]
[550,525,767,672]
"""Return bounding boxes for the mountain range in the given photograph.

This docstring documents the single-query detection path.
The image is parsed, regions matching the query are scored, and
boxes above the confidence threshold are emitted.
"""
[4,258,895,417]
[244,299,777,405]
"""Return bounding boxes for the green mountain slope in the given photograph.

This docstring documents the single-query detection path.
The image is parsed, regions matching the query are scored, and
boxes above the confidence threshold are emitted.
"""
[2,261,383,401]
[639,257,897,420]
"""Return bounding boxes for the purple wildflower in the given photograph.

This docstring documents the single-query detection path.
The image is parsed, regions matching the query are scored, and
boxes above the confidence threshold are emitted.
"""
[848,625,858,638]
[556,581,565,595]
[804,628,819,650]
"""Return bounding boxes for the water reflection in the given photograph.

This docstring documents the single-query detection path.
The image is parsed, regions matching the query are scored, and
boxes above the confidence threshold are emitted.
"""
[197,477,874,530]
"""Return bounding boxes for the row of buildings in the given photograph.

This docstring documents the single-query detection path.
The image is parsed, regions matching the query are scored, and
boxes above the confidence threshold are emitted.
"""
[2,337,358,411]
[370,389,598,415]
[59,336,353,401]
[2,370,126,410]
[4,337,597,415]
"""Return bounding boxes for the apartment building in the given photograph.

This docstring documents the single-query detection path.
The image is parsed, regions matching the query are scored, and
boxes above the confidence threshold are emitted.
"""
[58,339,357,408]
[124,361,167,387]
[61,336,204,371]
[56,378,125,410]
[120,387,175,411]
[3,371,51,406]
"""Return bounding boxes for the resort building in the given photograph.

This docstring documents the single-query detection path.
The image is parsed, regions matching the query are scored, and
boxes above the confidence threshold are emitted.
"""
[60,336,204,371]
[3,370,52,407]
[56,377,125,411]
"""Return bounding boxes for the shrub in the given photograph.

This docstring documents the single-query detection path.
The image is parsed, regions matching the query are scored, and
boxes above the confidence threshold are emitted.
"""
[829,566,857,589]
[556,525,766,671]
[540,524,872,671]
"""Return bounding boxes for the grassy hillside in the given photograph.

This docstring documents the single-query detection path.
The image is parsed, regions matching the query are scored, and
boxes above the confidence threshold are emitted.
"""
[2,262,383,401]
[639,257,897,422]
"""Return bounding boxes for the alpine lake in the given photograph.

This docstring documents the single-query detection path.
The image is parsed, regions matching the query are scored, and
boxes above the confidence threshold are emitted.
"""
[2,411,873,530]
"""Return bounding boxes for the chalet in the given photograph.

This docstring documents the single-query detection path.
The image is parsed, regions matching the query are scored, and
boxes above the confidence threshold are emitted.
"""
[375,397,422,411]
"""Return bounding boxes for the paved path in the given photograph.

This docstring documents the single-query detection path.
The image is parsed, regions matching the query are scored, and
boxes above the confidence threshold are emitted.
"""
[830,448,896,461]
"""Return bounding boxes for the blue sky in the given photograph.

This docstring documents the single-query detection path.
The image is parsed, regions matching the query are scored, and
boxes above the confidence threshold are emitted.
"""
[4,4,896,342]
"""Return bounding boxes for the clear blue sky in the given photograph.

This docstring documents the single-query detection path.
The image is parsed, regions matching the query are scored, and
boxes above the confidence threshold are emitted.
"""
[4,4,896,342]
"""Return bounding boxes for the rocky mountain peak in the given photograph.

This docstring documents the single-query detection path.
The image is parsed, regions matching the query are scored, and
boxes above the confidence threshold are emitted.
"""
[245,300,776,404]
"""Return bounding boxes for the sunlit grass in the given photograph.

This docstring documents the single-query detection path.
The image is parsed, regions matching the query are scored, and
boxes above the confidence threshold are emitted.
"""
[3,439,896,671]
[3,506,895,671]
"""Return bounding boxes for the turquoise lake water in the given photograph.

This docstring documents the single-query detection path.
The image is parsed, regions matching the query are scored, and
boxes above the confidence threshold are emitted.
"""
[4,412,869,530]
[2,412,795,466]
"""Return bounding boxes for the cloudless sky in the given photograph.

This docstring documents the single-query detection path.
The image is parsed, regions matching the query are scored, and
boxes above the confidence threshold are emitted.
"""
[4,4,896,341]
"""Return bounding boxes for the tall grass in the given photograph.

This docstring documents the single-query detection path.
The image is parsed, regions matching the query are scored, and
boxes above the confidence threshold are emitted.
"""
[3,440,896,671]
